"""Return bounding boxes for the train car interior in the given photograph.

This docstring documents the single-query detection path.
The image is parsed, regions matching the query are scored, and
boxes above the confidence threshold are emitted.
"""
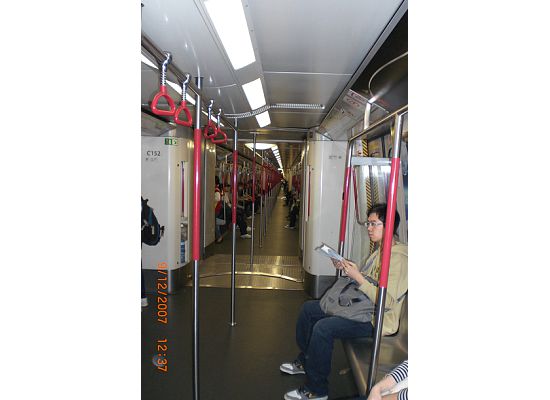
[9,2,549,400]
[141,1,408,399]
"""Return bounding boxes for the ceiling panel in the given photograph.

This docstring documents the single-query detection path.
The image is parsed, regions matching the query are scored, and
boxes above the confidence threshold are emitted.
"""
[269,111,327,129]
[264,71,351,106]
[248,0,404,73]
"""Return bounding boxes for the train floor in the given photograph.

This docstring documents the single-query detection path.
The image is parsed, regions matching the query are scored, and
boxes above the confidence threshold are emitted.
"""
[142,197,360,400]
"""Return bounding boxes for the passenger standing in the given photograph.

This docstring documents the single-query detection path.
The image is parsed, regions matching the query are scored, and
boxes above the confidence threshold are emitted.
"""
[281,204,408,400]
[285,193,299,229]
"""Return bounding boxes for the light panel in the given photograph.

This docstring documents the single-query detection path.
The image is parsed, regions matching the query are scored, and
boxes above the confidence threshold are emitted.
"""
[255,111,271,127]
[242,78,267,110]
[245,143,273,150]
[204,0,256,70]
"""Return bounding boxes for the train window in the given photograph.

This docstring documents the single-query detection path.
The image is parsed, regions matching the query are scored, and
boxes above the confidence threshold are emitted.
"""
[348,157,408,263]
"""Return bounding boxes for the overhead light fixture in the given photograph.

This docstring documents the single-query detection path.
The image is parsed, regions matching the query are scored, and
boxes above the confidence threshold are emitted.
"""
[245,143,273,150]
[255,111,271,128]
[242,78,267,110]
[204,0,256,70]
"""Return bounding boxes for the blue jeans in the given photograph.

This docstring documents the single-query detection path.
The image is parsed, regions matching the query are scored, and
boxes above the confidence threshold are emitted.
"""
[296,300,374,396]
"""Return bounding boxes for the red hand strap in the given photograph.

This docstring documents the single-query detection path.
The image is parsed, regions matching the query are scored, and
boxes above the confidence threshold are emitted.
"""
[211,127,227,144]
[203,120,217,139]
[174,101,193,127]
[151,85,176,116]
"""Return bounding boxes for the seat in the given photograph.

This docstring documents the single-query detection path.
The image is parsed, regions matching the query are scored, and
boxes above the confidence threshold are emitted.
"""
[342,295,408,395]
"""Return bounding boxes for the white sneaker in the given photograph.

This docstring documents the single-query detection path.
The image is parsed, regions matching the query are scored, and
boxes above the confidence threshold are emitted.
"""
[241,234,252,239]
[284,387,327,400]
[246,226,253,233]
[141,297,148,307]
[280,360,305,375]
[284,225,296,230]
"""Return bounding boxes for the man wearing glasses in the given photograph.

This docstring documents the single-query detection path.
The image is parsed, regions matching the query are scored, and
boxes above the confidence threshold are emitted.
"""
[281,203,408,400]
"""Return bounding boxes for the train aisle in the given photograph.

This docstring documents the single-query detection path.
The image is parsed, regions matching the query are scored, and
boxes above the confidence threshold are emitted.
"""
[142,196,358,400]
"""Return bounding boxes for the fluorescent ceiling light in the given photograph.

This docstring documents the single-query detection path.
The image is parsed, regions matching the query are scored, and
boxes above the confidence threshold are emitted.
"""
[204,0,256,70]
[255,111,271,127]
[141,54,158,69]
[245,143,273,150]
[242,78,266,110]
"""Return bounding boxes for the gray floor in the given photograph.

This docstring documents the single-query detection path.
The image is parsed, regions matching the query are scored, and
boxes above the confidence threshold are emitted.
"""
[142,197,360,400]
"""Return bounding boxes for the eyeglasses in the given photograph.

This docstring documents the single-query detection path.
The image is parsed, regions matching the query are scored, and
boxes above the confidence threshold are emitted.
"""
[365,221,383,228]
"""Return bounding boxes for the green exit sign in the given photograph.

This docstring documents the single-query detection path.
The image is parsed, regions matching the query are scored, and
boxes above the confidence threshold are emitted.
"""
[165,138,178,146]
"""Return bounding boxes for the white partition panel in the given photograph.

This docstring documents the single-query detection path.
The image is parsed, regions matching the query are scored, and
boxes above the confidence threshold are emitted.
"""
[303,139,347,297]
[142,135,192,293]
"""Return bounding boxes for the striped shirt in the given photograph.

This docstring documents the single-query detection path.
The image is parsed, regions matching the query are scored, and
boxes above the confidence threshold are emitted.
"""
[388,360,408,400]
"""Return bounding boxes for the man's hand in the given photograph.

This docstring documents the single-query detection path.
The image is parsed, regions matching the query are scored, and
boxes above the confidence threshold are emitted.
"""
[341,259,365,285]
[331,258,345,270]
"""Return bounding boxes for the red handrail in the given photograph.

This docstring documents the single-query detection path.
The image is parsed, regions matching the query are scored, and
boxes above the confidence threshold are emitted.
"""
[151,85,176,116]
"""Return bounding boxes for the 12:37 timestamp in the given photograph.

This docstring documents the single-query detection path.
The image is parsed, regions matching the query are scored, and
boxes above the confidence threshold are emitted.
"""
[155,338,168,372]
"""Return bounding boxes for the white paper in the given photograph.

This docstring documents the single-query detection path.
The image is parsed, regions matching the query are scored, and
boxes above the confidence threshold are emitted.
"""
[315,243,344,262]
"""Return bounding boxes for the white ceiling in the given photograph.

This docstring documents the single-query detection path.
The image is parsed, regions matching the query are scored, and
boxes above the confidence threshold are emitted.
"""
[141,0,406,167]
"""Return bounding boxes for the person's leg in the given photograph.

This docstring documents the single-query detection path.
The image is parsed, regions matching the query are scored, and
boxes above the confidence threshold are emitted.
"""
[215,212,221,240]
[141,263,148,307]
[237,214,248,235]
[304,317,374,396]
[295,300,327,365]
[289,209,297,227]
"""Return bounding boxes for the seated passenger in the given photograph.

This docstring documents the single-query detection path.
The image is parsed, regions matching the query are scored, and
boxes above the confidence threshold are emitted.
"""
[214,177,225,243]
[281,204,408,400]
[367,359,408,400]
[223,184,252,239]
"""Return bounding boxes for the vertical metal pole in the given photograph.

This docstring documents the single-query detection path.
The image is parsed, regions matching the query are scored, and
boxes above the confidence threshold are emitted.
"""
[259,151,264,248]
[230,118,238,326]
[366,111,405,395]
[262,154,267,238]
[265,167,269,237]
[191,76,203,400]
[250,133,256,270]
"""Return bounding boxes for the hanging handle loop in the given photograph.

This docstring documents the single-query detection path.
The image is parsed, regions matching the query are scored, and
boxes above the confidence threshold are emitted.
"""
[151,52,176,116]
[211,108,228,144]
[203,100,217,139]
[211,129,227,144]
[174,73,193,127]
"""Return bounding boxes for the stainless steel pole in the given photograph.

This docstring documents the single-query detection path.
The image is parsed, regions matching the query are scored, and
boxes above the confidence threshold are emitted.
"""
[230,118,238,326]
[250,133,257,270]
[366,111,405,395]
[191,76,203,400]
[259,151,264,248]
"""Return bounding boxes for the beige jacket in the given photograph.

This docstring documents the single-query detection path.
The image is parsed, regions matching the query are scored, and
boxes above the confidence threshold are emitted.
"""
[358,242,408,335]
